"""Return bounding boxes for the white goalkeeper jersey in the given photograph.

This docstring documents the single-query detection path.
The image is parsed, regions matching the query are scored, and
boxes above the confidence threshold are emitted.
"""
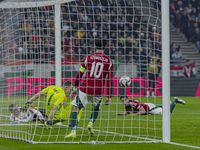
[10,109,42,122]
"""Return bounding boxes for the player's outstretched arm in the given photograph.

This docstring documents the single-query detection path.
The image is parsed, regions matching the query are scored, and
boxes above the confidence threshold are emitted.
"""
[47,105,58,122]
[45,105,58,129]
[127,106,146,116]
[115,111,129,116]
[105,98,112,105]
[23,91,45,109]
[28,91,45,104]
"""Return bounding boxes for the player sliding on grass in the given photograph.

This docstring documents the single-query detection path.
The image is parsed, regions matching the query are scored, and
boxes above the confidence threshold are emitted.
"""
[66,38,113,138]
[116,96,185,116]
[8,104,46,123]
[21,81,82,128]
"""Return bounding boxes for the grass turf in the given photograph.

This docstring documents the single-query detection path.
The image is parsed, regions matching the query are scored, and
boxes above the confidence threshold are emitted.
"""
[0,97,200,149]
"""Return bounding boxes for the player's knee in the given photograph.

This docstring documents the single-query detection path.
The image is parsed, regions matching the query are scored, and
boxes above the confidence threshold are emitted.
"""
[93,108,99,112]
[72,106,79,112]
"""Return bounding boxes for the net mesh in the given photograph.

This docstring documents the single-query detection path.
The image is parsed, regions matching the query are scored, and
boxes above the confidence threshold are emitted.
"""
[0,0,163,143]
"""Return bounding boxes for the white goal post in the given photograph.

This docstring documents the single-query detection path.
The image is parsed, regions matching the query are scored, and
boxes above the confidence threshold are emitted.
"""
[0,0,170,144]
[161,0,170,143]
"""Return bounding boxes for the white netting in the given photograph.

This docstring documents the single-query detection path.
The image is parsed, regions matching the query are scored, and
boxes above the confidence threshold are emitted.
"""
[0,0,163,143]
[0,0,74,8]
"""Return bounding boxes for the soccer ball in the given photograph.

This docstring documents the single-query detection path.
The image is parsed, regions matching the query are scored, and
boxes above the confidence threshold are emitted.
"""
[119,75,131,87]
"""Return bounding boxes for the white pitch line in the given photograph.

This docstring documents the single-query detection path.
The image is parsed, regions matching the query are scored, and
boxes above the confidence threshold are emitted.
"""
[5,123,200,148]
[0,123,160,142]
[0,114,10,118]
[169,142,200,149]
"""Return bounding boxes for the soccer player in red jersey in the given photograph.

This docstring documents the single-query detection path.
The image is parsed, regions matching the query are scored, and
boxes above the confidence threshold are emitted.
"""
[66,38,113,138]
[116,96,185,116]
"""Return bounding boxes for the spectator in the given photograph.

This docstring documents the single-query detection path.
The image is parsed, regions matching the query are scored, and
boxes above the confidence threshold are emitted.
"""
[27,49,34,59]
[126,50,133,64]
[174,10,182,32]
[187,3,193,14]
[133,48,146,76]
[125,37,133,54]
[170,2,176,21]
[193,27,200,53]
[22,42,29,57]
[32,30,39,42]
[170,43,174,60]
[190,0,198,9]
[182,0,188,8]
[62,21,69,34]
[4,49,15,60]
[183,60,193,78]
[77,27,85,39]
[171,46,183,66]
[115,50,125,62]
[65,48,76,61]
[23,19,30,32]
[76,48,85,62]
[147,51,160,96]
[181,10,189,40]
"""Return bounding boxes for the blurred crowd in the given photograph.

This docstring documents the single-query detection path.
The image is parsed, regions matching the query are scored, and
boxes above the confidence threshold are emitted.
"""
[0,0,162,67]
[3,0,198,75]
[170,0,200,53]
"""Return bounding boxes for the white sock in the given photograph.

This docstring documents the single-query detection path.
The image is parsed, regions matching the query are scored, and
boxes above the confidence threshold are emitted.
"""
[89,120,93,126]
[71,129,76,133]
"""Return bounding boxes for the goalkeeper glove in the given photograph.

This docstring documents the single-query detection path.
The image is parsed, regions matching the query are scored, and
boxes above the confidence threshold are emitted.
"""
[20,101,30,112]
[21,101,30,109]
[38,116,46,124]
[45,121,53,130]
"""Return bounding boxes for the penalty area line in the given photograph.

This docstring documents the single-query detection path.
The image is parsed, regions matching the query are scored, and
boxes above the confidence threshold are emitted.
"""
[168,142,200,149]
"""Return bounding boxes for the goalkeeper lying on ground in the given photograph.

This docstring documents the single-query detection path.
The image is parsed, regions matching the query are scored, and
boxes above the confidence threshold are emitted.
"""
[14,81,82,128]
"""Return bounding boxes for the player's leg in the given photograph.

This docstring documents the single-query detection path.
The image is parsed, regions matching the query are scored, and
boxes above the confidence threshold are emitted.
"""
[31,109,47,124]
[62,102,83,125]
[152,74,158,96]
[37,109,47,124]
[146,103,162,115]
[87,96,102,136]
[78,108,83,122]
[66,90,88,138]
[147,73,153,96]
[70,106,80,133]
[170,97,185,113]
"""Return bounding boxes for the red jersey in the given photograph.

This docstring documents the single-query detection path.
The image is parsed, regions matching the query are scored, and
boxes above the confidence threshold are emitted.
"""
[75,52,113,98]
[125,99,150,113]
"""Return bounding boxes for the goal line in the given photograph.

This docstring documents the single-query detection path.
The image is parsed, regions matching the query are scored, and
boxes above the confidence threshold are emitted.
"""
[0,123,161,143]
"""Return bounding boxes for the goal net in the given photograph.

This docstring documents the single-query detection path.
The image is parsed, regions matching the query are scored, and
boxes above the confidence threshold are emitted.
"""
[0,0,165,144]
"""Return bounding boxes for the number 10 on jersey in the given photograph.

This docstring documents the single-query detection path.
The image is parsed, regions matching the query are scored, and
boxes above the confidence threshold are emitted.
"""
[90,62,104,78]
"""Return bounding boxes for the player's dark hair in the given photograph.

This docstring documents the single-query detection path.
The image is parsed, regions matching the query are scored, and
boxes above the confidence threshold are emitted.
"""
[63,81,74,87]
[8,103,17,112]
[95,38,107,50]
[186,59,190,62]
[120,96,128,100]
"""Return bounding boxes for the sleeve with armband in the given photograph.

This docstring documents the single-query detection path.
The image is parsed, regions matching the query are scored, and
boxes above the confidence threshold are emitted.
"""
[107,61,114,98]
[75,56,87,87]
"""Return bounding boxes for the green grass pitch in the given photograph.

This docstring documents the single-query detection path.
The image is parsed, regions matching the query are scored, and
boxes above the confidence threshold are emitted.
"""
[0,97,200,150]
